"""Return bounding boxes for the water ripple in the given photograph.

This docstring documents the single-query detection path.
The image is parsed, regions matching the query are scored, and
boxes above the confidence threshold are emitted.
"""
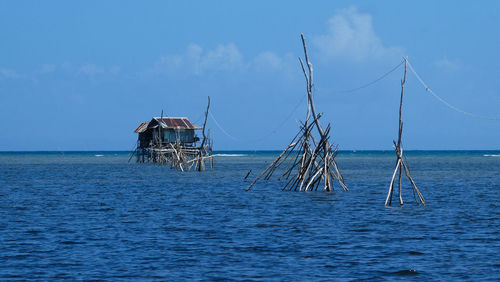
[0,151,499,280]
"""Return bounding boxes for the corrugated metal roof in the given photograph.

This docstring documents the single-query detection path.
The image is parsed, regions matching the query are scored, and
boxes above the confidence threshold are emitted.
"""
[153,117,201,130]
[134,117,201,133]
[134,122,149,133]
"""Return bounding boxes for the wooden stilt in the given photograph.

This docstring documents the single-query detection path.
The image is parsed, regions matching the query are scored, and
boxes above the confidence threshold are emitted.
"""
[385,57,425,206]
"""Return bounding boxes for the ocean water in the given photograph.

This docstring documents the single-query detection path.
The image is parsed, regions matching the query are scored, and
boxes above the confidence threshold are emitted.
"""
[0,151,499,280]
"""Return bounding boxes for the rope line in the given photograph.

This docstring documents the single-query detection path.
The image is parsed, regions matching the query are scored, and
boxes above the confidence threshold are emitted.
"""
[207,62,409,142]
[407,60,500,120]
[206,58,499,144]
[317,59,404,95]
[209,111,239,140]
[251,94,307,144]
[252,61,406,142]
[191,112,205,126]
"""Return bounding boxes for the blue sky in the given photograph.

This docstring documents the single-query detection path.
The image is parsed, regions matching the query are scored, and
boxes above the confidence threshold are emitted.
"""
[1,1,499,150]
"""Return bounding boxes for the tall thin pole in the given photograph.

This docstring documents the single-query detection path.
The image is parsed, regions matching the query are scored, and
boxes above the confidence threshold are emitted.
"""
[397,58,407,148]
[197,96,210,171]
[398,58,407,205]
[300,34,326,140]
[385,56,425,206]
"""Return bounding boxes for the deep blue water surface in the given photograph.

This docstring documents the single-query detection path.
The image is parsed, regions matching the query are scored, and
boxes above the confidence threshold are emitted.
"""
[1,151,499,280]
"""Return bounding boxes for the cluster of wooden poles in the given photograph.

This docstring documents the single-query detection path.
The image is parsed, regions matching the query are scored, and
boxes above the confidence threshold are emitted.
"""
[247,34,347,193]
[146,141,213,172]
[245,117,348,192]
[246,34,425,207]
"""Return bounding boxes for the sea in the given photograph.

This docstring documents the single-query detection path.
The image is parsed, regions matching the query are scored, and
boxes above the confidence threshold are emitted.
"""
[0,150,499,281]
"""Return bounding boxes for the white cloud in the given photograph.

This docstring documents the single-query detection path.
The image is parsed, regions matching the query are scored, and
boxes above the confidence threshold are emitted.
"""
[200,43,243,71]
[185,44,203,74]
[39,64,56,74]
[36,62,120,77]
[78,63,105,76]
[0,68,21,79]
[155,44,202,74]
[250,51,298,77]
[253,51,284,71]
[150,44,298,77]
[152,43,244,75]
[434,58,462,71]
[313,6,403,62]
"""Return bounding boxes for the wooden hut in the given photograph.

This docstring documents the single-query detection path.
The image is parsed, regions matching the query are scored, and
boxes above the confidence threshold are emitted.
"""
[133,115,213,171]
[135,117,201,148]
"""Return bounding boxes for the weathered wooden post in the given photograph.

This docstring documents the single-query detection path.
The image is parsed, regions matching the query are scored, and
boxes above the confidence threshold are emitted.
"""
[246,34,348,192]
[385,57,425,206]
[197,96,211,171]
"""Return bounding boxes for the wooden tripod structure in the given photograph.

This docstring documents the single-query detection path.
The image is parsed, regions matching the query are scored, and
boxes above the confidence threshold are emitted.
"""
[246,34,348,192]
[385,57,425,206]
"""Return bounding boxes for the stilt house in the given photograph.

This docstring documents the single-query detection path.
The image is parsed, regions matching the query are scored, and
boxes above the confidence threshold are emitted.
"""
[132,113,213,171]
[134,117,201,148]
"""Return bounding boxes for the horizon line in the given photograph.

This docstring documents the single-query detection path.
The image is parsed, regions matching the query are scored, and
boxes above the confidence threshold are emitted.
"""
[1,149,500,153]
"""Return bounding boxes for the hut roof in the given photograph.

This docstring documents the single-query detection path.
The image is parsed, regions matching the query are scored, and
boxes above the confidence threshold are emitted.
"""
[152,117,201,130]
[134,117,201,133]
[134,122,149,133]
